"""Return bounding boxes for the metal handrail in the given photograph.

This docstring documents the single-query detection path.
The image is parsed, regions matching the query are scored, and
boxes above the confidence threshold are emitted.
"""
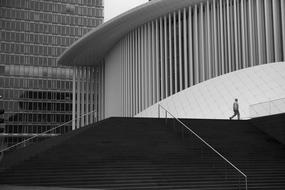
[249,97,285,106]
[158,104,248,190]
[0,110,97,153]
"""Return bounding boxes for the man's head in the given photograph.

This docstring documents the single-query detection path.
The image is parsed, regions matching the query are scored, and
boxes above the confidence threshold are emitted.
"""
[235,98,238,102]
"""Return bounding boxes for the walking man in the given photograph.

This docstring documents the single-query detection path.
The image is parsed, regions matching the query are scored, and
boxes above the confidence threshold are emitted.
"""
[230,98,240,120]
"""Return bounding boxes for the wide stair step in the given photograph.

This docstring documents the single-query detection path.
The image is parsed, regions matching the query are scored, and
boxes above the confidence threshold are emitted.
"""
[0,116,285,189]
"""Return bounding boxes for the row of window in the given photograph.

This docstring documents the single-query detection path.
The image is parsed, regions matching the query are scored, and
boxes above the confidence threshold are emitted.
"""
[0,20,93,37]
[0,78,73,91]
[0,7,103,28]
[0,65,73,79]
[19,102,72,112]
[0,0,103,17]
[0,54,58,67]
[48,0,103,6]
[0,101,72,113]
[1,42,66,57]
[1,31,77,47]
[5,124,72,135]
[0,90,72,101]
[20,91,72,101]
[4,113,72,124]
[0,0,103,9]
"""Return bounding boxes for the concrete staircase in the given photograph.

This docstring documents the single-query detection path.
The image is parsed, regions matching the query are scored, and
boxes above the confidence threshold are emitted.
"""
[0,116,284,189]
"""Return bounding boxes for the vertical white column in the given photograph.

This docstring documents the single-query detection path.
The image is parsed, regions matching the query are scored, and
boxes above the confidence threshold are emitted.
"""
[206,1,211,79]
[147,23,152,107]
[220,0,225,75]
[188,7,194,86]
[200,3,205,82]
[90,67,94,123]
[155,20,160,102]
[273,0,282,61]
[159,18,164,100]
[99,65,102,120]
[194,5,199,84]
[230,1,235,70]
[131,32,135,115]
[164,16,168,97]
[81,67,85,126]
[183,8,188,89]
[174,12,178,92]
[101,64,104,119]
[101,64,104,120]
[248,0,254,67]
[86,68,90,125]
[138,28,142,112]
[100,64,103,120]
[131,33,134,116]
[282,0,285,59]
[95,66,98,120]
[134,30,138,114]
[213,0,218,77]
[128,35,131,116]
[123,40,126,116]
[234,0,239,70]
[97,66,101,120]
[120,41,123,115]
[130,33,133,116]
[77,67,81,127]
[119,41,122,115]
[242,0,248,68]
[151,21,156,104]
[141,26,145,110]
[95,66,98,121]
[86,68,89,123]
[178,9,183,89]
[144,25,148,108]
[126,35,129,116]
[168,14,173,95]
[72,66,76,129]
[226,0,231,72]
[80,67,84,126]
[264,0,274,63]
[122,39,125,116]
[256,0,264,65]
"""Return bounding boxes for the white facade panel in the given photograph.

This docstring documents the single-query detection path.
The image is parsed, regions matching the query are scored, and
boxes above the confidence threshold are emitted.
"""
[104,44,123,118]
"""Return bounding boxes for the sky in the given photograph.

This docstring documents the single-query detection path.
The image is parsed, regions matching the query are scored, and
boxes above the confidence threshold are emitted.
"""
[104,0,148,22]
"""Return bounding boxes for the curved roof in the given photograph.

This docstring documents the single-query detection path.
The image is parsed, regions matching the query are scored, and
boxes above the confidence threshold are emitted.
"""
[58,0,207,66]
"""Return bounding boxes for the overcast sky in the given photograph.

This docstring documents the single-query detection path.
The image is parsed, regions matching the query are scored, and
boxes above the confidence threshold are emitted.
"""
[104,0,148,22]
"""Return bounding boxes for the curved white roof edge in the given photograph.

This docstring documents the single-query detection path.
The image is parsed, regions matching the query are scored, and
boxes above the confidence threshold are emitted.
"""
[58,0,208,66]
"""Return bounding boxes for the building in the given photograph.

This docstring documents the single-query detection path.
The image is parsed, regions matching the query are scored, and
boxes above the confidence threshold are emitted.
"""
[0,0,104,147]
[58,0,285,129]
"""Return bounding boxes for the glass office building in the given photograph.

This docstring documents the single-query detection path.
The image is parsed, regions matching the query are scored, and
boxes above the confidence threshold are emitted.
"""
[0,0,104,147]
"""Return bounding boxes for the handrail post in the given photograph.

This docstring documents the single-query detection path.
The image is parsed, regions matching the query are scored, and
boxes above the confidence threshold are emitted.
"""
[158,104,160,118]
[245,176,248,190]
[165,110,167,127]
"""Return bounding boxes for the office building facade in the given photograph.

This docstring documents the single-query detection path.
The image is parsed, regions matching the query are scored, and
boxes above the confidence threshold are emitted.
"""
[58,0,285,128]
[0,0,104,147]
